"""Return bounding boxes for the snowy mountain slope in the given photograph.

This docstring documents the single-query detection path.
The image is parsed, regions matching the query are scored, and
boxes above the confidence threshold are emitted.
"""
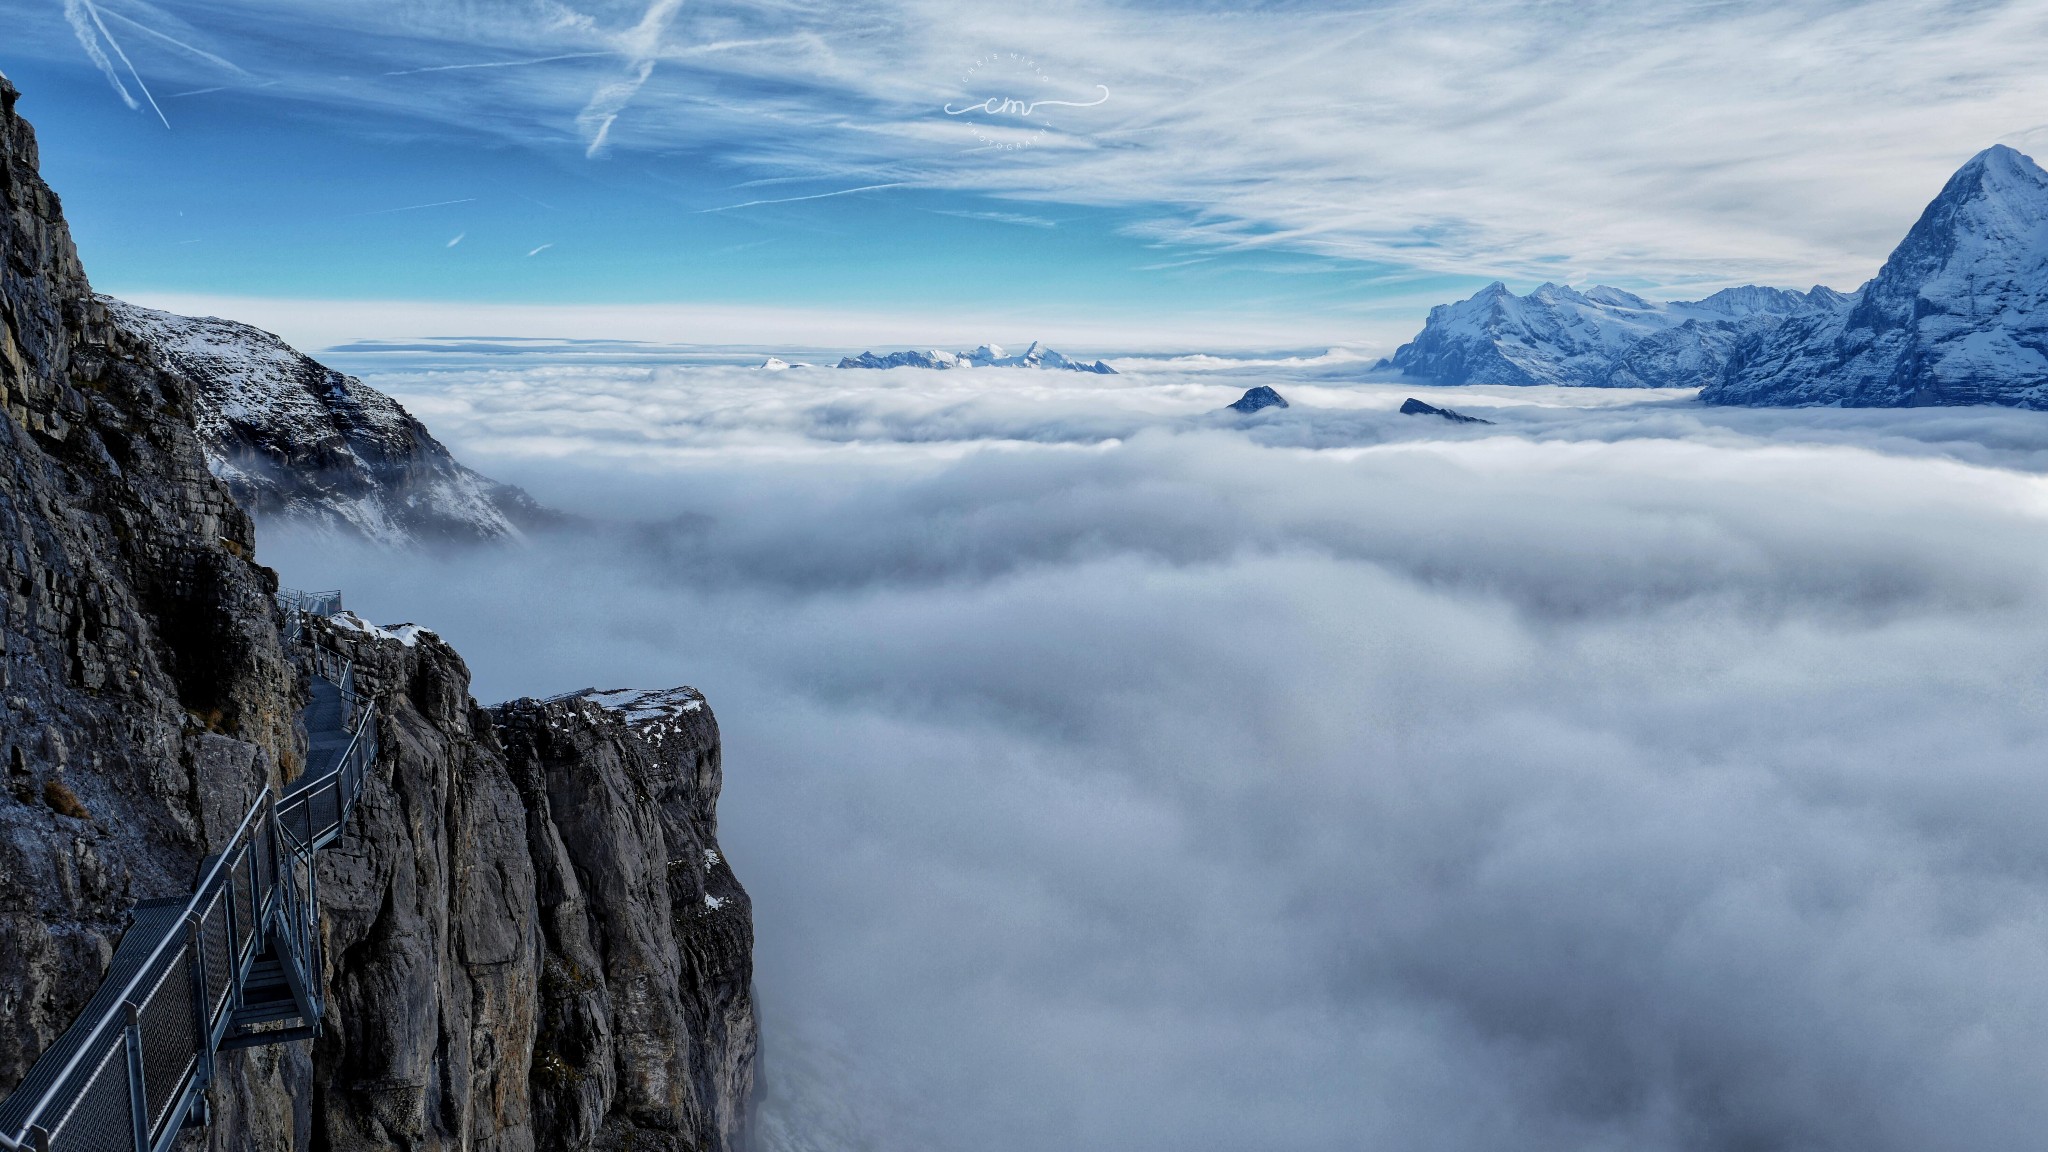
[104,298,555,545]
[838,340,1116,373]
[1703,145,2048,408]
[1382,281,1836,388]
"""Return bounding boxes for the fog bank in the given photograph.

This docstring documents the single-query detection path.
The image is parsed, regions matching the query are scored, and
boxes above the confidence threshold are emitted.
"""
[267,357,2048,1150]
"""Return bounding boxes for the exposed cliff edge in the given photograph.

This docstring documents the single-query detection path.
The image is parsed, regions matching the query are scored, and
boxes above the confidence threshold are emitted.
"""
[0,70,754,1152]
[102,299,556,547]
[307,628,755,1152]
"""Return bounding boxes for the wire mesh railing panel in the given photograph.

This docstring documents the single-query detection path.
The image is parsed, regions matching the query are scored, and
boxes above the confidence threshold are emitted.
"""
[230,851,254,962]
[1,610,381,1151]
[46,1037,130,1152]
[200,895,232,1028]
[255,823,277,902]
[138,955,198,1135]
[278,796,312,851]
[309,785,341,844]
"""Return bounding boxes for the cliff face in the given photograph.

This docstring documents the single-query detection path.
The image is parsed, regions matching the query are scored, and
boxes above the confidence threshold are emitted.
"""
[0,66,308,1149]
[307,622,755,1152]
[0,71,753,1152]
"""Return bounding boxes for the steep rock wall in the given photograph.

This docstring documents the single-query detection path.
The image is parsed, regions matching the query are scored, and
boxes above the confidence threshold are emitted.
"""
[306,622,756,1152]
[0,67,309,1151]
[0,72,754,1152]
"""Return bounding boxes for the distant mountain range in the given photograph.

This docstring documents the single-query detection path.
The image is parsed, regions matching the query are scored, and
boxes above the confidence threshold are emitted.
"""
[837,341,1116,373]
[1383,145,2048,408]
[104,299,552,546]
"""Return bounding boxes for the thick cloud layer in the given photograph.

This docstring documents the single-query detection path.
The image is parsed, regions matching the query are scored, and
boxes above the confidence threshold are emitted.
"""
[268,356,2048,1151]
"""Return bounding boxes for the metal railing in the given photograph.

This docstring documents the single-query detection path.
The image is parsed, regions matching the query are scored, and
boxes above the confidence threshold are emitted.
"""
[0,591,375,1152]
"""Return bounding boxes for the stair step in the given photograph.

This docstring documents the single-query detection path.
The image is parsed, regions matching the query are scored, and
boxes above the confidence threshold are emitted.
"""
[231,1002,306,1026]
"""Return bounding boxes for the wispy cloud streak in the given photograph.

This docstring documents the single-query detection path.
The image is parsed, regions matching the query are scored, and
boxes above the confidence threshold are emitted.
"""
[577,0,688,158]
[351,197,478,216]
[385,52,607,78]
[698,181,912,213]
[64,0,170,128]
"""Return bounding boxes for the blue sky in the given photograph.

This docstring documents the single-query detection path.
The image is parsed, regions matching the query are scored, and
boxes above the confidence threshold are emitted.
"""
[4,0,2048,351]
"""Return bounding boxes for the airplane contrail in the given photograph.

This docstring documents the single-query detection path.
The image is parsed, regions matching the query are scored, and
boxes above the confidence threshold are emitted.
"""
[698,182,911,213]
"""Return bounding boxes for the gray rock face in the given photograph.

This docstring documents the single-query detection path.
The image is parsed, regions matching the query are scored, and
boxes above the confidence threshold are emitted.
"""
[1704,145,2048,408]
[306,628,756,1152]
[1383,281,1839,389]
[0,71,755,1152]
[0,68,309,1151]
[101,299,556,547]
[494,687,755,1152]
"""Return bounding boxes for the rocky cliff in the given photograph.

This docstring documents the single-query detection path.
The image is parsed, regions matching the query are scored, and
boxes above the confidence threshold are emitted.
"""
[0,70,753,1151]
[305,628,755,1152]
[0,66,310,1149]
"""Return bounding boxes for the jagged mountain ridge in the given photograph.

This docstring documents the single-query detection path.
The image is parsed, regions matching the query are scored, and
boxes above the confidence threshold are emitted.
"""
[1381,280,1848,389]
[1385,144,2048,409]
[837,340,1116,373]
[104,299,554,545]
[1704,145,2048,407]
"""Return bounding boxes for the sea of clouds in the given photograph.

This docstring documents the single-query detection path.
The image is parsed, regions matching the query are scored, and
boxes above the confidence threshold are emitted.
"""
[265,354,2048,1151]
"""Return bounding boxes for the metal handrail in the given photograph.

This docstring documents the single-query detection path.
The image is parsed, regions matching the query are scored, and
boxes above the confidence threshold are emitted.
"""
[0,778,272,1148]
[0,590,375,1151]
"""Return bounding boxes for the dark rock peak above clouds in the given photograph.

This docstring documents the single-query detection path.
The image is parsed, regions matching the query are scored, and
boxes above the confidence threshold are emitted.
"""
[1704,144,2048,408]
[1228,385,1289,412]
[103,299,557,546]
[1400,397,1492,424]
[1387,144,2048,409]
[837,341,1117,373]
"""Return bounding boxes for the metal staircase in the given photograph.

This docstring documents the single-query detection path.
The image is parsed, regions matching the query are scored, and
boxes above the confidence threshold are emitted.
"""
[0,588,377,1152]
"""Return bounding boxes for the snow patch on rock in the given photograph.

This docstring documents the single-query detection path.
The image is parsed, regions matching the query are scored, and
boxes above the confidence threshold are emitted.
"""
[103,298,552,546]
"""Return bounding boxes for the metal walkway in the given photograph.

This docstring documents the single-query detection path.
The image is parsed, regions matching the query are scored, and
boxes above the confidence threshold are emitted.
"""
[0,588,378,1152]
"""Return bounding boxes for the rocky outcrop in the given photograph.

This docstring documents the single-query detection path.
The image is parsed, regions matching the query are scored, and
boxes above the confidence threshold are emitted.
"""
[101,299,557,547]
[1398,397,1491,424]
[1704,145,2048,408]
[0,71,755,1152]
[1225,386,1288,413]
[495,688,754,1152]
[305,629,755,1152]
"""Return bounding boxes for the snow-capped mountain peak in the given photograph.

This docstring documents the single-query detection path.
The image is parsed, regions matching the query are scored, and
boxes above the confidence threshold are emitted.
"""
[1383,275,1845,390]
[837,341,1116,374]
[1704,144,2048,407]
[1388,144,2048,407]
[104,298,554,545]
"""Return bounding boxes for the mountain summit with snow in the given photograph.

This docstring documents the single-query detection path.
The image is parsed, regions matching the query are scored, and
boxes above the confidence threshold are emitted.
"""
[1381,280,1843,389]
[1703,145,2048,407]
[104,298,554,546]
[837,341,1115,373]
[1385,145,2048,409]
